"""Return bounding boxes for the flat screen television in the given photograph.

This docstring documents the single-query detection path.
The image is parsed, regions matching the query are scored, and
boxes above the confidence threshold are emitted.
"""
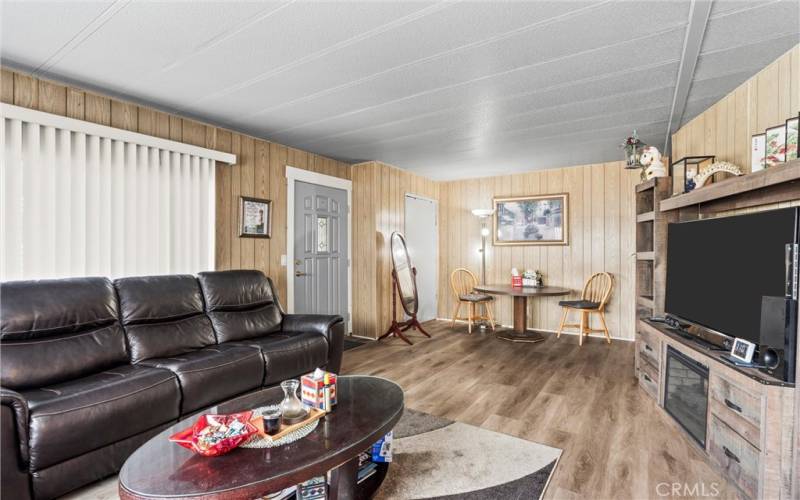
[665,207,799,344]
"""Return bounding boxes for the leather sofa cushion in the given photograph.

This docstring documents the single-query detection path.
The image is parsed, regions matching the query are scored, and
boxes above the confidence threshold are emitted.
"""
[23,365,180,471]
[0,278,126,390]
[231,332,329,385]
[198,270,283,343]
[140,345,264,415]
[0,277,118,340]
[1,324,128,392]
[114,275,217,362]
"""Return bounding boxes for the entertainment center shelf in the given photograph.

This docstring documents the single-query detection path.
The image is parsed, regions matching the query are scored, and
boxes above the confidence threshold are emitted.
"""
[636,320,795,500]
[660,159,800,215]
[632,160,800,500]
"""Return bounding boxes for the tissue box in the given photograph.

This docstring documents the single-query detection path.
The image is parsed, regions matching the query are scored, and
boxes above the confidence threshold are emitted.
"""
[511,276,523,287]
[301,371,337,409]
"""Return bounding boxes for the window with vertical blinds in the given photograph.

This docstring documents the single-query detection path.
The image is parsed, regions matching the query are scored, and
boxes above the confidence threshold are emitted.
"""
[0,104,235,281]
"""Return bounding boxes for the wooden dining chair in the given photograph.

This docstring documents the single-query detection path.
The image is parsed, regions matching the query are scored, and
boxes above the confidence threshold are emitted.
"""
[556,272,614,345]
[449,268,495,334]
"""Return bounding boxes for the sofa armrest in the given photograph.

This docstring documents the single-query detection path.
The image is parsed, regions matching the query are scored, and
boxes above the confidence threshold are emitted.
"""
[281,315,345,373]
[1,387,32,500]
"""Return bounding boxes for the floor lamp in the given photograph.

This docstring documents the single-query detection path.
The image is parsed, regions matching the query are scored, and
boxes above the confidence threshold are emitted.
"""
[472,208,494,329]
[471,208,494,284]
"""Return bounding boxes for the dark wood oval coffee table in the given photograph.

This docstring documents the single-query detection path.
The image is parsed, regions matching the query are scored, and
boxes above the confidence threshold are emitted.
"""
[119,375,404,500]
[474,284,571,343]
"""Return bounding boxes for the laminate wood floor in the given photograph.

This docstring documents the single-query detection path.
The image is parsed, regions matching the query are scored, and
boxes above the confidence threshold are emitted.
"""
[342,321,742,500]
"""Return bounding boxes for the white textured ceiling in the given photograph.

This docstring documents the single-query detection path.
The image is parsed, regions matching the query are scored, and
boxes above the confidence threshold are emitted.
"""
[2,0,798,180]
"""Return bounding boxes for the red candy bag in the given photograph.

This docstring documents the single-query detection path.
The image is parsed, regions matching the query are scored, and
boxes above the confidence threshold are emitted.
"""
[169,411,256,457]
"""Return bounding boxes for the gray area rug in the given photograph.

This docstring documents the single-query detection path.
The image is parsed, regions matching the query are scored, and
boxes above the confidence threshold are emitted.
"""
[376,409,561,500]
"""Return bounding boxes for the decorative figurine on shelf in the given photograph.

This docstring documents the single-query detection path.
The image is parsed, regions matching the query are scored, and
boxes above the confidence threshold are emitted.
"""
[639,146,667,181]
[694,162,743,189]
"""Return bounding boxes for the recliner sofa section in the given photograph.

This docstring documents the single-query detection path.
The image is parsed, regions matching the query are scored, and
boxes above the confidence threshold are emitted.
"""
[0,270,344,500]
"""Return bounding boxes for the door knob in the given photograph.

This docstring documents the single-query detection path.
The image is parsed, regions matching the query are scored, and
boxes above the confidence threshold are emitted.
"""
[295,270,308,277]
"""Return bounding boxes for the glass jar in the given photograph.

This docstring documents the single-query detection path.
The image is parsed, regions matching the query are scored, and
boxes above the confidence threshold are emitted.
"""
[280,380,306,423]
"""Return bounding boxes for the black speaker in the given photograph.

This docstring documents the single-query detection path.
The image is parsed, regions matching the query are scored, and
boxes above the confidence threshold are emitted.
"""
[757,296,797,383]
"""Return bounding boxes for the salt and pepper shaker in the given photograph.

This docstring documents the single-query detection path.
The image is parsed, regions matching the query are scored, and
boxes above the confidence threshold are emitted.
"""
[323,373,332,412]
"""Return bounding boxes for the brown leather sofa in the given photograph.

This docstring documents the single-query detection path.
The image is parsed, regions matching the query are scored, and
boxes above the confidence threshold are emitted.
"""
[0,270,344,500]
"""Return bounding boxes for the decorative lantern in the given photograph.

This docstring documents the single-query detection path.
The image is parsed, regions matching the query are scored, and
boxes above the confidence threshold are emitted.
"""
[621,130,647,169]
[669,156,715,195]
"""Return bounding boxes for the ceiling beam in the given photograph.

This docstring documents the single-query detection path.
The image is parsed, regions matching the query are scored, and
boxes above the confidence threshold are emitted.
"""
[663,0,713,153]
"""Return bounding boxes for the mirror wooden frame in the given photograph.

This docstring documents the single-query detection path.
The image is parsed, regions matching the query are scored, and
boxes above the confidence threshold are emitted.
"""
[378,232,431,345]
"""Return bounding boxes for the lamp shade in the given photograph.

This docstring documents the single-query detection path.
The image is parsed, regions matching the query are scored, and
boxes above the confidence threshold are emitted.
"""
[471,208,494,218]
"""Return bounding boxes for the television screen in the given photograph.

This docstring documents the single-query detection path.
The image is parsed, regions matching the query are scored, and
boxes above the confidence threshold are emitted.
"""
[665,207,798,343]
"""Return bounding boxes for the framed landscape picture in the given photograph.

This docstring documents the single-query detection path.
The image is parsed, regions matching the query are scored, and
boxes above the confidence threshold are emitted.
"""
[751,133,766,172]
[239,196,272,238]
[765,124,786,167]
[493,194,569,246]
[786,115,798,161]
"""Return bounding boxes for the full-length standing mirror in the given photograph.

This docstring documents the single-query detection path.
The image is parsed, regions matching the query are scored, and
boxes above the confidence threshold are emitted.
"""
[379,232,430,345]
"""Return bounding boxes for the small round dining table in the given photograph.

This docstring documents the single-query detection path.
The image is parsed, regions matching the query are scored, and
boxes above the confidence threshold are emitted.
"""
[473,284,571,343]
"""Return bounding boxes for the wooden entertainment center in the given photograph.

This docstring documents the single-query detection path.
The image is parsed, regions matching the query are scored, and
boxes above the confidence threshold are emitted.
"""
[633,160,800,500]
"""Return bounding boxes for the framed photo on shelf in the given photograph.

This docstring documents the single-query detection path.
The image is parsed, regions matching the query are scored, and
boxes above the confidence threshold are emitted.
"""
[786,114,799,161]
[493,194,569,246]
[765,124,786,167]
[751,133,766,172]
[239,196,272,238]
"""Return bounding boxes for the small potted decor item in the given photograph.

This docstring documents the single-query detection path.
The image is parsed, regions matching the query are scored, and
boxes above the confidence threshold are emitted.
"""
[785,114,798,161]
[280,379,309,424]
[510,268,522,287]
[670,156,715,195]
[765,124,786,167]
[621,130,647,171]
[522,269,543,287]
[169,412,257,457]
[751,133,766,172]
[639,146,667,181]
[302,368,338,411]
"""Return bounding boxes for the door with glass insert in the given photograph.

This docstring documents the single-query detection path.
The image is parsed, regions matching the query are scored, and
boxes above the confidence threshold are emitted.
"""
[293,181,348,321]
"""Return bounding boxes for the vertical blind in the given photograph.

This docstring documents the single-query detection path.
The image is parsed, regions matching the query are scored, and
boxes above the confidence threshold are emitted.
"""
[1,105,234,281]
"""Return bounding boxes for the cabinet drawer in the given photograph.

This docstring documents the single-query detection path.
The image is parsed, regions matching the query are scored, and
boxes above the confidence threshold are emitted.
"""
[709,374,762,446]
[638,359,659,401]
[637,329,660,368]
[707,414,760,499]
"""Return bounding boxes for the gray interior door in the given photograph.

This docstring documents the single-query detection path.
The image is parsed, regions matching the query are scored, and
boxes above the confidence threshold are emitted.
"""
[293,181,348,322]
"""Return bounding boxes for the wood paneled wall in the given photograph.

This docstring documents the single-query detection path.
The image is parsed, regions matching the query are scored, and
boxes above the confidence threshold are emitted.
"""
[671,45,799,171]
[351,161,439,339]
[0,68,351,304]
[438,162,641,340]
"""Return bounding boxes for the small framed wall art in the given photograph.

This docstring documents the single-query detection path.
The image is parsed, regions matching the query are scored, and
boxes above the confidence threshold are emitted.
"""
[239,196,272,238]
[751,133,766,172]
[765,124,786,167]
[493,194,569,246]
[786,114,799,161]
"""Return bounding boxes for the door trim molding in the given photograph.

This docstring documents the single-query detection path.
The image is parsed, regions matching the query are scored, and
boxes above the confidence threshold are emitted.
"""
[285,166,352,333]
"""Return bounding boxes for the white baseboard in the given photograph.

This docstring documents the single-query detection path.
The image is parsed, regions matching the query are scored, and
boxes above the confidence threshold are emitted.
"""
[434,317,634,342]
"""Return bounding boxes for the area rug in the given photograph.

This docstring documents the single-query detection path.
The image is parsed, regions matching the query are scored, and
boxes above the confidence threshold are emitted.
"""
[343,337,368,351]
[375,409,561,500]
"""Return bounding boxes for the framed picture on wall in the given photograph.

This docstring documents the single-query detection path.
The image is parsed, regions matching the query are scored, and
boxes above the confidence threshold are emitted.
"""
[239,196,272,238]
[765,124,786,167]
[493,194,569,246]
[751,133,766,172]
[785,114,799,161]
